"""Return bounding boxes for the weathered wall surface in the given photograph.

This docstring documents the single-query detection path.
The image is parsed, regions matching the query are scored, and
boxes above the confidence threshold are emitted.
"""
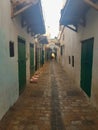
[60,27,81,86]
[81,9,98,108]
[60,8,98,108]
[0,0,35,119]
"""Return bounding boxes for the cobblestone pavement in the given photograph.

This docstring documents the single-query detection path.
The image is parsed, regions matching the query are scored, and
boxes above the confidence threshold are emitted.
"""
[0,61,98,130]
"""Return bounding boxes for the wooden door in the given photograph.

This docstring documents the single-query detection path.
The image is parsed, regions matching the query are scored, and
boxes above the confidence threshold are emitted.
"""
[18,37,26,93]
[81,38,94,97]
[30,43,34,77]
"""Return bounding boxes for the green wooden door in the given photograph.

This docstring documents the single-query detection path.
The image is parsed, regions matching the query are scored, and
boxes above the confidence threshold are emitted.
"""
[18,37,26,93]
[40,48,42,67]
[35,48,40,70]
[30,44,34,77]
[42,50,44,65]
[37,48,40,69]
[45,49,47,61]
[81,38,94,97]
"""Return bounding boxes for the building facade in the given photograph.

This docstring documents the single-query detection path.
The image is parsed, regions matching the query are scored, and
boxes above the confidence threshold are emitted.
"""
[59,0,98,108]
[0,0,45,119]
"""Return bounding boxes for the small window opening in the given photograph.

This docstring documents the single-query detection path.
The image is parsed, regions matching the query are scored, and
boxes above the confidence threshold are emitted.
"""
[69,56,71,64]
[61,45,64,56]
[72,56,74,67]
[9,41,14,57]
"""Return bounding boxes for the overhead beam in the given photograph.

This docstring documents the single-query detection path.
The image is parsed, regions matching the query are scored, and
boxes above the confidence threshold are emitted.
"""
[11,0,39,7]
[66,25,78,32]
[11,3,33,18]
[84,0,98,10]
[11,0,39,18]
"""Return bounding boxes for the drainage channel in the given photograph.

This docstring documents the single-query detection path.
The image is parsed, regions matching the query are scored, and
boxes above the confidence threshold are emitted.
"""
[50,63,66,130]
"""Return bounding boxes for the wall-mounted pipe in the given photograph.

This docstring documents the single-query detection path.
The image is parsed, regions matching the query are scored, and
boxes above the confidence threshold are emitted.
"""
[84,0,98,10]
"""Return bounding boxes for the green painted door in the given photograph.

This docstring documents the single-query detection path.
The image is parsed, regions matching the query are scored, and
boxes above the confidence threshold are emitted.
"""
[40,48,42,67]
[81,38,94,97]
[18,37,26,93]
[35,48,40,70]
[42,50,44,65]
[30,43,34,77]
[37,48,40,69]
[45,49,47,61]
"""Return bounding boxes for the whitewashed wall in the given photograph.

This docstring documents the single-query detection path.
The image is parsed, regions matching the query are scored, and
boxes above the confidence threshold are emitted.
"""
[0,0,35,119]
[60,27,81,86]
[60,8,98,108]
[81,9,98,108]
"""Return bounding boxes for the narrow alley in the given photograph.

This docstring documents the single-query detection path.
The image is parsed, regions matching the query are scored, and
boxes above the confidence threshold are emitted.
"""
[0,61,98,130]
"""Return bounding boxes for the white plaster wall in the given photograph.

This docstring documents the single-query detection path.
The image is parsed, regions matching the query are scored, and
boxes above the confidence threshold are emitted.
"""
[80,9,98,108]
[57,47,60,62]
[60,28,81,86]
[0,0,35,119]
[60,8,98,108]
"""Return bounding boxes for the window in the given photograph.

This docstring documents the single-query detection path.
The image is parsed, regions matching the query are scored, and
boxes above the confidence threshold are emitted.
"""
[61,45,64,56]
[69,56,71,64]
[72,56,74,67]
[9,41,14,57]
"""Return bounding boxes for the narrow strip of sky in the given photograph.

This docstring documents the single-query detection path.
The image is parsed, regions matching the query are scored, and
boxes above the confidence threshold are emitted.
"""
[41,0,62,38]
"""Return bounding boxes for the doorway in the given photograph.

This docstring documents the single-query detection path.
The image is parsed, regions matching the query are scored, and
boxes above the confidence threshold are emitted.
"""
[18,36,26,93]
[80,38,94,97]
[30,43,34,77]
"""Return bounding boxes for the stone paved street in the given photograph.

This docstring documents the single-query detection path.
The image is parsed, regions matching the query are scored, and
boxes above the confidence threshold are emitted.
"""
[0,61,98,130]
